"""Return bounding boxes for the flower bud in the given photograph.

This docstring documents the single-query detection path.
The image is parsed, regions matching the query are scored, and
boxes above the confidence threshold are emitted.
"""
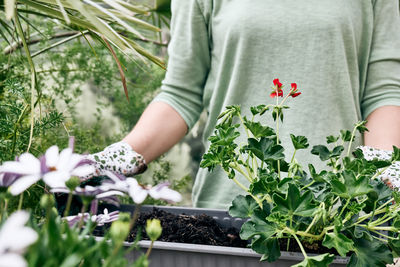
[66,176,81,191]
[40,194,55,209]
[146,219,162,241]
[109,220,130,243]
[118,212,131,223]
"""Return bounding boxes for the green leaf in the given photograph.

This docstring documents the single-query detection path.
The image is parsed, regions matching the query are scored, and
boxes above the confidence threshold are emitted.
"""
[311,145,331,161]
[250,104,268,115]
[322,231,354,257]
[331,146,344,157]
[239,219,276,240]
[290,134,309,150]
[229,195,259,218]
[208,124,240,146]
[326,135,339,144]
[244,120,276,138]
[367,179,392,203]
[392,146,400,161]
[355,121,369,134]
[200,152,220,171]
[250,171,278,195]
[254,237,281,262]
[347,237,392,267]
[272,184,317,217]
[308,164,328,183]
[340,130,353,142]
[244,137,284,162]
[331,171,374,199]
[60,254,83,267]
[389,238,400,257]
[292,253,335,267]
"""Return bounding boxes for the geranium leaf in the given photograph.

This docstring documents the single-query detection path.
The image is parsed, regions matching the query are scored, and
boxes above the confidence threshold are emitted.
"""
[366,179,392,203]
[326,135,339,144]
[311,145,331,161]
[243,120,276,139]
[229,195,259,218]
[250,104,268,115]
[250,171,278,195]
[331,171,374,199]
[239,219,276,240]
[331,146,344,157]
[292,253,335,267]
[355,121,368,134]
[392,146,400,161]
[322,231,354,257]
[340,130,353,142]
[290,134,309,150]
[254,237,281,262]
[388,238,400,257]
[347,237,392,267]
[244,137,284,162]
[272,184,317,217]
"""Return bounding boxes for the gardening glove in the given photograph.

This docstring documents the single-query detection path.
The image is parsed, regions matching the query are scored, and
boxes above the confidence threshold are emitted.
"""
[358,146,400,189]
[82,141,147,181]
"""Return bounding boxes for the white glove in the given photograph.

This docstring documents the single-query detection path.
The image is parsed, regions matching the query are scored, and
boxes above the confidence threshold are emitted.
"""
[358,146,400,189]
[83,141,147,180]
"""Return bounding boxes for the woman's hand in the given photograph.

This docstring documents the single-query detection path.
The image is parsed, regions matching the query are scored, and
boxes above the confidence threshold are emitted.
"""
[83,141,147,180]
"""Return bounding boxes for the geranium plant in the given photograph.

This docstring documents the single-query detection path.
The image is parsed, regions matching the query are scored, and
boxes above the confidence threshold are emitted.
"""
[201,79,400,266]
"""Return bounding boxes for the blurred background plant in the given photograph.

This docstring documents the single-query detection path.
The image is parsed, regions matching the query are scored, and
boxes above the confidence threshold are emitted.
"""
[0,0,195,216]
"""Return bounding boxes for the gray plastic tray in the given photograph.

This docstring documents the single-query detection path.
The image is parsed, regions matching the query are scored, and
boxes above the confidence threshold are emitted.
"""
[113,205,348,267]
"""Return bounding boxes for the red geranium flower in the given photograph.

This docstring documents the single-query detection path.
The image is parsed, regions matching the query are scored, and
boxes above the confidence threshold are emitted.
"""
[273,78,283,89]
[270,78,283,98]
[270,90,283,98]
[289,83,301,98]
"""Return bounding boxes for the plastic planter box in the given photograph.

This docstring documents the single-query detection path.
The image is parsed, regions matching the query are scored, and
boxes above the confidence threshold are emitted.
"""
[110,204,348,267]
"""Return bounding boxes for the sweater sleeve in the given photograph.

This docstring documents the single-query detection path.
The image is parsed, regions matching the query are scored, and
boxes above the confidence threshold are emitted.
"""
[152,0,211,130]
[361,0,400,120]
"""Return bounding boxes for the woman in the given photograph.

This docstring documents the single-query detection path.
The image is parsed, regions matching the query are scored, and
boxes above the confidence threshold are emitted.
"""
[88,0,400,209]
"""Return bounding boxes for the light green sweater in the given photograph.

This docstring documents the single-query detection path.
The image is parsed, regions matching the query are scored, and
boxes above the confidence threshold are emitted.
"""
[153,0,400,209]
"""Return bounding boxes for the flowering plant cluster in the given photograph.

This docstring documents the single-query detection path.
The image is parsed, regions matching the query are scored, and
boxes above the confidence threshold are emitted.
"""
[201,79,400,266]
[0,138,182,267]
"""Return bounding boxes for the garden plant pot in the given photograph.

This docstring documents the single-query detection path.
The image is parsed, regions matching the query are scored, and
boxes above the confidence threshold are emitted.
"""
[110,204,348,267]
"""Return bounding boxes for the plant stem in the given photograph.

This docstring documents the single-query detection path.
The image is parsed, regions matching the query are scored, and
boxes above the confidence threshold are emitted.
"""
[371,230,396,240]
[64,192,73,217]
[238,154,254,181]
[231,178,263,208]
[238,113,250,139]
[293,233,308,260]
[11,104,29,157]
[129,204,141,231]
[17,192,24,210]
[370,165,391,180]
[14,9,37,153]
[232,177,248,192]
[371,235,389,243]
[78,202,88,229]
[145,240,154,258]
[338,198,351,218]
[357,224,395,231]
[346,125,358,157]
[368,201,377,224]
[230,163,253,183]
[301,181,315,191]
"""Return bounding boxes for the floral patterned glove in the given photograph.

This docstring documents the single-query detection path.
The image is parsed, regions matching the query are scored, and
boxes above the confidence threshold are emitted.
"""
[358,146,400,189]
[83,141,147,180]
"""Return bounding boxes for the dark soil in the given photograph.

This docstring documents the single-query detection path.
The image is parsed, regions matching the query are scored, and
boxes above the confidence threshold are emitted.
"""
[279,237,339,255]
[128,208,248,248]
[100,207,340,255]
